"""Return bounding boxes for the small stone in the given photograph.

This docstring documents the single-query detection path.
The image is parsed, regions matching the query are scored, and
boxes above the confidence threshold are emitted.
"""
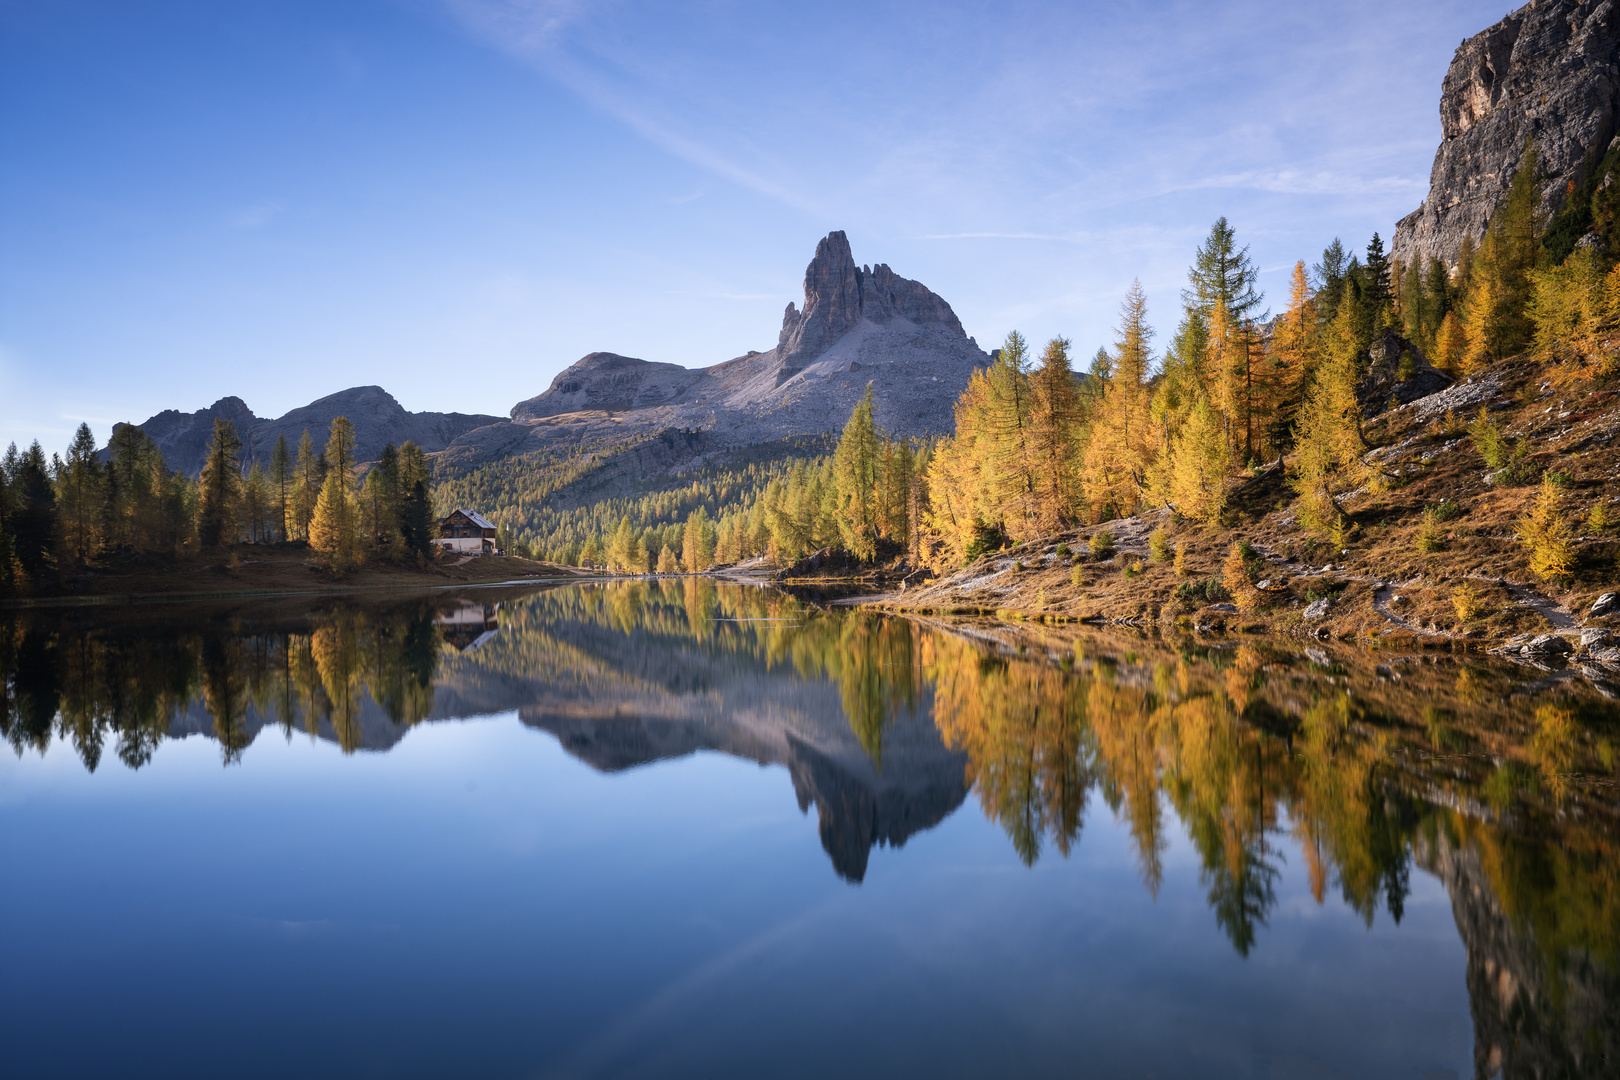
[1303,598,1332,620]
[1207,603,1239,614]
[1255,579,1272,591]
[1305,648,1332,666]
[1320,563,1334,572]
[1591,592,1617,617]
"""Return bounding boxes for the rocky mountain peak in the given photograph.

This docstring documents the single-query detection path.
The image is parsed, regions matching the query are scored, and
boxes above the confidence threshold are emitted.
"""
[207,396,257,421]
[775,230,966,376]
[1394,0,1620,270]
[777,230,864,365]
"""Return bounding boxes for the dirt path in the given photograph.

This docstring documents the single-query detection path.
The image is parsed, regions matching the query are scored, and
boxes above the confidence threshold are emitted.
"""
[1467,573,1578,631]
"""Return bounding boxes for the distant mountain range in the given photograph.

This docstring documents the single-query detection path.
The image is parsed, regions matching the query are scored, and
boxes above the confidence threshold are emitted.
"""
[125,386,503,478]
[114,231,991,478]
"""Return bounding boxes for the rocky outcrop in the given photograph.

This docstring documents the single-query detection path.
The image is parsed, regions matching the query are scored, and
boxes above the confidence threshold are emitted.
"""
[121,386,503,477]
[1394,0,1620,270]
[1355,331,1455,417]
[455,231,991,474]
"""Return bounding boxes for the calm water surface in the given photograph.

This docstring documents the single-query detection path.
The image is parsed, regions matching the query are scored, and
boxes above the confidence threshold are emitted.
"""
[1,581,1616,1079]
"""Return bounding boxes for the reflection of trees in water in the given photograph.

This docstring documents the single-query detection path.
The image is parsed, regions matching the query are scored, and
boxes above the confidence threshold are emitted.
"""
[203,636,251,765]
[926,633,1617,972]
[4,587,1618,1065]
[0,605,443,765]
[931,646,1092,866]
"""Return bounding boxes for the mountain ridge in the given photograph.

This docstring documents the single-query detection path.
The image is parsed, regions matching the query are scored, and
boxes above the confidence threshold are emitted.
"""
[469,229,991,472]
[115,231,989,482]
[121,385,503,478]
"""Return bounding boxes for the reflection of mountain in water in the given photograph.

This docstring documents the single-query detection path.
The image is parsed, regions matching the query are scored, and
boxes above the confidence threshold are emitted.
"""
[64,584,970,882]
[1417,830,1619,1079]
[433,595,970,883]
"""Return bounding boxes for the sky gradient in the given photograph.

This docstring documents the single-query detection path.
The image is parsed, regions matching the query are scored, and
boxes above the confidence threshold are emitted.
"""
[1,0,1508,452]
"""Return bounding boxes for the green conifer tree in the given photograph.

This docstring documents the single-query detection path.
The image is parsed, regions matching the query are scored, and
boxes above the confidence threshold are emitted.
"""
[59,422,103,563]
[197,419,243,548]
[270,432,292,541]
[833,385,881,561]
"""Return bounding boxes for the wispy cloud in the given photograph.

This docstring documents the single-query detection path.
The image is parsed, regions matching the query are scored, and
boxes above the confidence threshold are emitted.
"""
[228,199,284,230]
[915,232,1084,243]
[439,0,1469,259]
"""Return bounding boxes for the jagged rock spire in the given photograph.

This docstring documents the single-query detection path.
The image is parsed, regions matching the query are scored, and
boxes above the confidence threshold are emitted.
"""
[775,230,966,374]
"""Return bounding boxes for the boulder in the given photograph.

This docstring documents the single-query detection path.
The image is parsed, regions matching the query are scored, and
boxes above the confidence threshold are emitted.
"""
[1591,592,1617,617]
[1521,634,1572,656]
[1356,332,1453,418]
[1303,598,1332,620]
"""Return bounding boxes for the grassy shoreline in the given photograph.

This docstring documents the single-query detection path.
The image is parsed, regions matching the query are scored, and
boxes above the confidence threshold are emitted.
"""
[1,547,603,609]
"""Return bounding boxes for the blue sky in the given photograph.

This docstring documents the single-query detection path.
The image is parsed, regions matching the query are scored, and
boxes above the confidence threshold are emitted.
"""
[1,0,1505,452]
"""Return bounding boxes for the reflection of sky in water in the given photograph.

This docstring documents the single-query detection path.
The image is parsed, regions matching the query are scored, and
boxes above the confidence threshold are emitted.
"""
[3,710,1471,1079]
[2,582,1615,1079]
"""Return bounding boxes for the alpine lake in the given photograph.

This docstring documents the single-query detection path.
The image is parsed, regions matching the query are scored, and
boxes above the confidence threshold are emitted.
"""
[1,580,1616,1080]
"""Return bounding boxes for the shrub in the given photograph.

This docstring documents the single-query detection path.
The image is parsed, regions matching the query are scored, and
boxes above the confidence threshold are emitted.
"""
[1070,564,1085,588]
[1055,543,1072,557]
[1149,527,1170,563]
[1590,502,1612,533]
[1174,579,1229,604]
[1415,508,1445,554]
[1089,529,1115,559]
[1173,543,1188,578]
[1517,475,1578,580]
[1545,469,1573,488]
[1012,560,1025,571]
[965,521,1009,562]
[1498,447,1540,486]
[1221,541,1262,612]
[1123,560,1142,578]
[1430,499,1464,522]
[1468,406,1508,469]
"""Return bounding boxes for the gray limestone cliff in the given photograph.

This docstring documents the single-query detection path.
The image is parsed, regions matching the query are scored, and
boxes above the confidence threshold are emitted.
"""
[1394,0,1620,270]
